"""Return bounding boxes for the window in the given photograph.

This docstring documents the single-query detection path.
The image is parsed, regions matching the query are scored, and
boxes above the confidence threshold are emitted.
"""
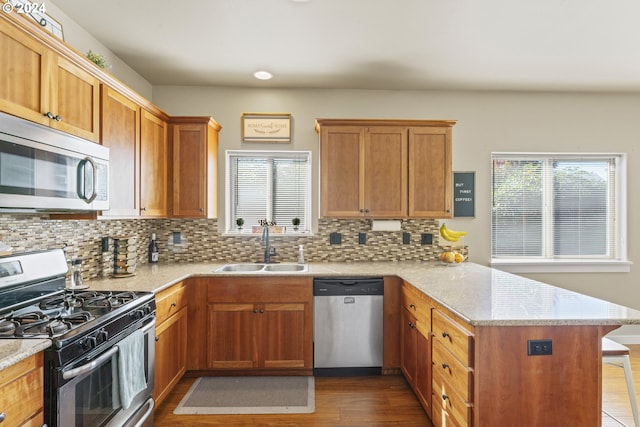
[226,150,311,233]
[491,153,629,273]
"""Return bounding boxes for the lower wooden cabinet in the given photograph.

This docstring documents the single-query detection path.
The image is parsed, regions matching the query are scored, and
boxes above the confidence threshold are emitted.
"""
[0,352,44,427]
[191,276,313,373]
[400,283,432,417]
[154,282,188,408]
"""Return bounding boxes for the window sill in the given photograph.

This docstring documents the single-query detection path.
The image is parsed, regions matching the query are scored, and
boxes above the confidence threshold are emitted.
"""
[490,259,632,274]
[224,231,312,237]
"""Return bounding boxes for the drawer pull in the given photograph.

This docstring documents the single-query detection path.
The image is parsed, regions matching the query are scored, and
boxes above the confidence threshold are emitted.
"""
[442,331,450,338]
[254,308,259,313]
[409,304,416,310]
[441,362,449,369]
[442,394,449,401]
[0,412,5,423]
[171,302,177,307]
[408,322,416,329]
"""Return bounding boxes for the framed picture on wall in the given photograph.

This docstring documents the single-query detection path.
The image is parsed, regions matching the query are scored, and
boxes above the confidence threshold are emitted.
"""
[241,113,291,143]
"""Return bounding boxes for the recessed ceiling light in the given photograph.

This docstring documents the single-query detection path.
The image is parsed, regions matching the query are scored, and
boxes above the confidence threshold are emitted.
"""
[253,70,273,80]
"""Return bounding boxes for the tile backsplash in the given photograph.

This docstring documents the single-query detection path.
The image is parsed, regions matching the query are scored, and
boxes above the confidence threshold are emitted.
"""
[0,215,442,280]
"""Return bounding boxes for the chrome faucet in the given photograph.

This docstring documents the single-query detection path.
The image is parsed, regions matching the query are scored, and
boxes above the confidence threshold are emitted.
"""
[261,226,276,263]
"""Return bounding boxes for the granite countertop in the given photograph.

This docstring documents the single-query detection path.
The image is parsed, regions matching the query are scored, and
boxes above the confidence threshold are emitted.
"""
[87,260,640,327]
[0,339,50,371]
[5,260,640,372]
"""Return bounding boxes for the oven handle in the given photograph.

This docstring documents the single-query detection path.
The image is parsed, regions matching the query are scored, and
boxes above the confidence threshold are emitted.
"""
[62,319,156,380]
[131,397,154,427]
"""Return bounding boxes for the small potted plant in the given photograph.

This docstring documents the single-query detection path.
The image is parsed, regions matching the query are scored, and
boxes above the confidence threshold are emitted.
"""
[235,217,244,231]
[292,217,300,231]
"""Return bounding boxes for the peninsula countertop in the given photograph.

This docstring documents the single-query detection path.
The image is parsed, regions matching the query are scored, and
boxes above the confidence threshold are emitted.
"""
[86,260,640,327]
[4,260,640,371]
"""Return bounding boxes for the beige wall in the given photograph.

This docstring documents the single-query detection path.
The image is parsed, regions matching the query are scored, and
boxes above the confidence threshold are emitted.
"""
[152,86,640,317]
[48,1,153,98]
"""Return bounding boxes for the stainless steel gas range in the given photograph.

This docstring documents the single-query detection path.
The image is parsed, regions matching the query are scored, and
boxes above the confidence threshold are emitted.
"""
[0,249,156,427]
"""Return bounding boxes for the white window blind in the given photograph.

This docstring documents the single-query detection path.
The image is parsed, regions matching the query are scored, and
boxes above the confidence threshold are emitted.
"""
[227,151,311,233]
[491,153,626,265]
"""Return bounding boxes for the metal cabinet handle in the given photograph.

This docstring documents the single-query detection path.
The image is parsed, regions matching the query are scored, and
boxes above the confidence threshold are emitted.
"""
[441,363,449,369]
[171,302,177,307]
[408,322,416,329]
[442,394,449,401]
[409,304,416,310]
[259,309,264,314]
[254,308,258,313]
[442,331,450,338]
[0,412,5,423]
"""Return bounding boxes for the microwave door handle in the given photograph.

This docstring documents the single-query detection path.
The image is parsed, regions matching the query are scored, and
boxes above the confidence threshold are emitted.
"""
[77,157,98,203]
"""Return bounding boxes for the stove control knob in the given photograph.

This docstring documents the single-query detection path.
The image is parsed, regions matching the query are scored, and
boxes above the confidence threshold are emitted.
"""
[97,329,108,344]
[82,336,97,350]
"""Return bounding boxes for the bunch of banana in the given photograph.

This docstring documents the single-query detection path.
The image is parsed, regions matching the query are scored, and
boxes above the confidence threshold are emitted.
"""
[439,223,467,243]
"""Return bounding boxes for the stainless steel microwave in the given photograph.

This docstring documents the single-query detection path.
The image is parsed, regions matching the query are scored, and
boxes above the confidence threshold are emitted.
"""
[0,112,109,212]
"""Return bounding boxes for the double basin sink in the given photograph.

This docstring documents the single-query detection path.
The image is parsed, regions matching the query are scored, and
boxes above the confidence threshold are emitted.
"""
[215,263,309,273]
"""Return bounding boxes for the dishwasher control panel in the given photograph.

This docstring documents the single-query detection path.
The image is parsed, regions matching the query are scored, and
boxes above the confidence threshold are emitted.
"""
[313,277,384,296]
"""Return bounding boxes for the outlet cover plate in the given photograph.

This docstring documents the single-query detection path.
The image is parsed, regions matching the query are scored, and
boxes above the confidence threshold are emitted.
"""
[358,233,366,245]
[527,339,553,356]
[421,233,433,245]
[329,232,342,245]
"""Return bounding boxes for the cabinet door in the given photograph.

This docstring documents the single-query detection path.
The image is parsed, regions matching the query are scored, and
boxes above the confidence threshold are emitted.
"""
[100,86,140,217]
[401,306,418,385]
[408,127,452,218]
[207,303,257,369]
[49,55,100,142]
[415,327,432,417]
[140,109,168,217]
[154,307,187,407]
[364,126,407,217]
[0,352,44,427]
[0,21,50,127]
[261,302,310,369]
[320,126,364,217]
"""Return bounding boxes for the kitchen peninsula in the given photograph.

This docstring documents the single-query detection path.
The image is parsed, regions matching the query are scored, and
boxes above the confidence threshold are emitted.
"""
[2,261,639,427]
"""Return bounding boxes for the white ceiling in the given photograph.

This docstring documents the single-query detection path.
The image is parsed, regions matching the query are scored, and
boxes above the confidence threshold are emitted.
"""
[52,0,640,92]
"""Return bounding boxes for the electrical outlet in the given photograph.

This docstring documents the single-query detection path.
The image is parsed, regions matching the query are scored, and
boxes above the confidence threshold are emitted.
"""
[358,233,366,244]
[421,233,433,245]
[101,237,109,253]
[173,231,182,244]
[329,232,342,245]
[402,232,411,244]
[528,339,553,356]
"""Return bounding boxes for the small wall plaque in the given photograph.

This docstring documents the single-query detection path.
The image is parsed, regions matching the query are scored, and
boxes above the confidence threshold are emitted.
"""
[453,171,475,218]
[241,113,291,143]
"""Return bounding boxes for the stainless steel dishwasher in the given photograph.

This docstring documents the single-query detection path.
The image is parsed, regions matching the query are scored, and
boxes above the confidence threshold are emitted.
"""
[313,276,384,376]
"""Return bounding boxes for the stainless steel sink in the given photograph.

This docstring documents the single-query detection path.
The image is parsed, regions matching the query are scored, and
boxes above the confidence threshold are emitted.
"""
[215,263,308,273]
[263,263,307,272]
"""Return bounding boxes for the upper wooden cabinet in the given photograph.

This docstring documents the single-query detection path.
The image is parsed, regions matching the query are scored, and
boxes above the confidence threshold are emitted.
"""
[316,119,455,219]
[170,117,221,218]
[140,109,169,217]
[100,85,141,217]
[0,19,100,142]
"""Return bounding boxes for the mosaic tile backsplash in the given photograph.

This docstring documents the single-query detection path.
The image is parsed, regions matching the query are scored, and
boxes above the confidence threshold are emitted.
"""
[0,215,442,280]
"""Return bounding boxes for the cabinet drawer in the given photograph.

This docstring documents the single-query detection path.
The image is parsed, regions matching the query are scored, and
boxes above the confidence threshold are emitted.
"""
[402,284,431,327]
[431,397,463,427]
[0,353,44,427]
[433,369,471,427]
[156,282,187,325]
[432,340,472,401]
[432,310,473,367]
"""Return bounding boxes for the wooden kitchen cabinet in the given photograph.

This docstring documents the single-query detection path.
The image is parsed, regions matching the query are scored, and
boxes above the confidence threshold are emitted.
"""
[316,119,455,219]
[170,117,221,218]
[0,18,100,142]
[140,108,169,217]
[100,85,141,217]
[205,277,313,373]
[154,281,188,409]
[0,352,44,427]
[401,282,432,417]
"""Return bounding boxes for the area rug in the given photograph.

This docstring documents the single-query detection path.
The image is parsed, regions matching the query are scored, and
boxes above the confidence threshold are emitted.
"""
[173,376,315,415]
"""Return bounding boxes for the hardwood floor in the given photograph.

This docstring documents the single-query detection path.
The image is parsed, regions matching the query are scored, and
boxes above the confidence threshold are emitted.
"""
[154,344,640,427]
[154,375,433,427]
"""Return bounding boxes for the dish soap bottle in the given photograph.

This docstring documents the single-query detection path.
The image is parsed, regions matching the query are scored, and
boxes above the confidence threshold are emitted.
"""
[148,233,159,263]
[297,245,305,264]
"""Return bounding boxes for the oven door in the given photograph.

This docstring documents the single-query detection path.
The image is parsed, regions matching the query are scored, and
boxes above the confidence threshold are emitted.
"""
[54,318,155,427]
